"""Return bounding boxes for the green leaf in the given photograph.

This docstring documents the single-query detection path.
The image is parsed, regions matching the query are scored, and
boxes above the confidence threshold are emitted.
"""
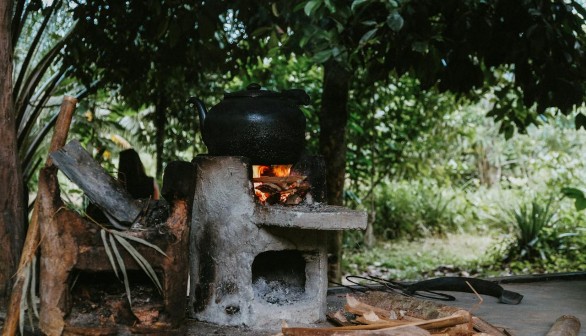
[561,187,585,199]
[251,26,273,37]
[359,28,378,45]
[361,20,377,26]
[561,187,586,211]
[386,11,404,32]
[312,49,332,63]
[304,0,322,16]
[351,0,368,11]
[576,198,586,211]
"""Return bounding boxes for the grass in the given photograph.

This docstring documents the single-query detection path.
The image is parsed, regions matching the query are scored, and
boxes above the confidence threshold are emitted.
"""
[342,232,495,282]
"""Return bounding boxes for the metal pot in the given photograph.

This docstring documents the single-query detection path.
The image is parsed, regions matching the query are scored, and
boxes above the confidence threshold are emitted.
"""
[189,83,309,165]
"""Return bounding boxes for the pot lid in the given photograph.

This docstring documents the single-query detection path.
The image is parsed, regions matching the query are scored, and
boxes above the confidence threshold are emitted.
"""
[224,83,310,105]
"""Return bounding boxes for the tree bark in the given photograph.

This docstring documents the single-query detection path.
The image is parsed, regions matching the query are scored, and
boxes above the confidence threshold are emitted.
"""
[155,94,167,179]
[319,60,351,282]
[0,0,25,303]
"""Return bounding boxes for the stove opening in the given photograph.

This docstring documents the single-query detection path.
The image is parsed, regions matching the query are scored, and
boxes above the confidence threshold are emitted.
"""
[252,250,306,305]
[252,165,310,205]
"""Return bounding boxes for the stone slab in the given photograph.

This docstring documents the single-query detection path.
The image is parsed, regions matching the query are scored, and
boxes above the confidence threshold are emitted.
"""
[254,204,367,230]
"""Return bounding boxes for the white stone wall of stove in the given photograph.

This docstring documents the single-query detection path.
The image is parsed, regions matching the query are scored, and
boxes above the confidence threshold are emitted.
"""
[188,155,330,328]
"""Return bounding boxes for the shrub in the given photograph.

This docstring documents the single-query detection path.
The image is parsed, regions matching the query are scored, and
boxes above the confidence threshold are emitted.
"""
[374,180,461,239]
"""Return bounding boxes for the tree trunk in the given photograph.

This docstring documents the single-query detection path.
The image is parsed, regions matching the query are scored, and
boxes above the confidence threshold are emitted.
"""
[0,0,25,302]
[319,60,351,282]
[155,94,167,179]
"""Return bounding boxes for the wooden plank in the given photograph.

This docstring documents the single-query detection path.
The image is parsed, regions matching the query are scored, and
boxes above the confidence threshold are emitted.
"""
[2,96,77,336]
[50,139,142,224]
[545,315,581,336]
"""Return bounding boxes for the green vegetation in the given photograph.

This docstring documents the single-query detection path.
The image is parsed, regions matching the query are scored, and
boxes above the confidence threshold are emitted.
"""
[342,110,586,279]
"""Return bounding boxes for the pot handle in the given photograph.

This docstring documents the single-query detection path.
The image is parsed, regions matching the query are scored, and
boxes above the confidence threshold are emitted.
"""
[282,89,310,106]
[188,97,207,130]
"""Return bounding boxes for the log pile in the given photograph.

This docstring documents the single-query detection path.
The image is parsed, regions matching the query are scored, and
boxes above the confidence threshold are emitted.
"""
[280,292,511,336]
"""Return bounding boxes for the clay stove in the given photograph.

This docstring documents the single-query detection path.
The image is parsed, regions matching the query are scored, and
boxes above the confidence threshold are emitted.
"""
[188,155,366,328]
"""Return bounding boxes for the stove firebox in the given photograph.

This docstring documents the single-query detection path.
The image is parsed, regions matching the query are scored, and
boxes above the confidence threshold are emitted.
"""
[189,155,366,327]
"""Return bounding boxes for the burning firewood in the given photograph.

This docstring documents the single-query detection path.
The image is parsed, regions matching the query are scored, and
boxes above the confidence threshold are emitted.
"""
[254,175,311,205]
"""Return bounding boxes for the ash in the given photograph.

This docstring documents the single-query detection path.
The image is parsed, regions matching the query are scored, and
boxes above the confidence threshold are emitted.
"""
[253,277,305,305]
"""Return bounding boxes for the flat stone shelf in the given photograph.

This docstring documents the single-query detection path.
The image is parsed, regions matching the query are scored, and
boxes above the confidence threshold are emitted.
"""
[253,204,367,230]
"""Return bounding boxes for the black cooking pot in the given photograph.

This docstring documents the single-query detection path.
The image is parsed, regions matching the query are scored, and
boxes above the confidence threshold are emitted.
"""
[189,83,309,165]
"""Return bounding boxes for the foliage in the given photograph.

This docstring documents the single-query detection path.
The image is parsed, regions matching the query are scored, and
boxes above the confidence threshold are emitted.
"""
[12,0,89,186]
[370,180,463,240]
[343,233,494,281]
[503,198,558,261]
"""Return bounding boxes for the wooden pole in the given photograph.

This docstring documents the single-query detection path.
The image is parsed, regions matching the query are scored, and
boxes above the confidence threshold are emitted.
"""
[545,315,581,336]
[2,96,77,336]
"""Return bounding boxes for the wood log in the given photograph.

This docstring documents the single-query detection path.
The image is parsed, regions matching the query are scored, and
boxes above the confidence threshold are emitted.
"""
[349,292,499,333]
[471,316,506,336]
[2,96,77,336]
[545,315,581,336]
[50,139,142,225]
[326,310,353,326]
[282,325,431,336]
[378,310,471,332]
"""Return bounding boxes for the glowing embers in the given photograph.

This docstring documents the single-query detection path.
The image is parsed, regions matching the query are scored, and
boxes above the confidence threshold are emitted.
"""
[252,165,311,205]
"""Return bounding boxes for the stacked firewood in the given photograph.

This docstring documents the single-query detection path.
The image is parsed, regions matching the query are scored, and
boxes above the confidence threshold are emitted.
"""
[253,175,311,205]
[279,293,509,336]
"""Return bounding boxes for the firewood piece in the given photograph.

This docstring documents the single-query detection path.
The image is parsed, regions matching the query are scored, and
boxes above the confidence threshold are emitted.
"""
[471,316,506,336]
[252,176,306,184]
[256,183,282,193]
[326,310,353,326]
[50,139,143,224]
[355,291,461,320]
[346,294,396,318]
[355,311,405,326]
[380,310,471,332]
[285,193,303,205]
[282,325,431,335]
[2,96,77,336]
[266,192,282,205]
[161,161,195,201]
[545,315,581,336]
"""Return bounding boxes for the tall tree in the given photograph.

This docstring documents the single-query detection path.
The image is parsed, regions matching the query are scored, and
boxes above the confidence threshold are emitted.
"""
[0,0,25,301]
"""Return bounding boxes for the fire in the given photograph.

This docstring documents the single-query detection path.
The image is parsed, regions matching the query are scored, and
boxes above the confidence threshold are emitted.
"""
[253,165,292,203]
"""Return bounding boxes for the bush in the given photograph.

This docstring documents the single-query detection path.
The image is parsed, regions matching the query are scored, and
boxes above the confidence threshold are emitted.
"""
[374,180,463,239]
[483,196,586,274]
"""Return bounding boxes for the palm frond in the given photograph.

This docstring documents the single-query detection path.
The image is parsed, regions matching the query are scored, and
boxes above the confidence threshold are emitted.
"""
[19,263,31,335]
[112,230,167,257]
[108,233,132,305]
[100,228,166,304]
[101,229,119,279]
[112,234,163,293]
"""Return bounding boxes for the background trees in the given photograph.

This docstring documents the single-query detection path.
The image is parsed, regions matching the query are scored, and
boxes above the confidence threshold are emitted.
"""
[1,0,586,295]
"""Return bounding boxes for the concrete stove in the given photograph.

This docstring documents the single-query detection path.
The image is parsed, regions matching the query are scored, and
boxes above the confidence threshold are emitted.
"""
[188,155,366,328]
